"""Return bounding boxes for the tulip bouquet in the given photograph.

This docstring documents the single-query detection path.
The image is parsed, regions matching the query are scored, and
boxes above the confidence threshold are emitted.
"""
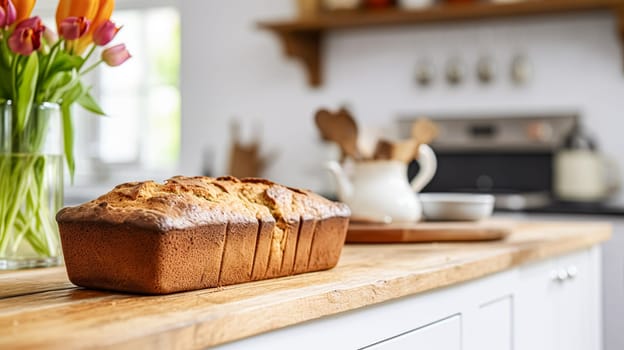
[0,0,130,265]
[0,0,130,172]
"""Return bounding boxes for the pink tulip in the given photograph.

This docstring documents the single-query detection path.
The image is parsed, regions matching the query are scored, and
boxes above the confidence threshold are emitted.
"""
[59,16,90,40]
[93,20,120,46]
[8,17,45,56]
[101,43,130,67]
[0,0,16,27]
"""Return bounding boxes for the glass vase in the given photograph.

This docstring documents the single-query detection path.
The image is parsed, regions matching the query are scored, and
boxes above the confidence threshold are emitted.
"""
[0,101,64,269]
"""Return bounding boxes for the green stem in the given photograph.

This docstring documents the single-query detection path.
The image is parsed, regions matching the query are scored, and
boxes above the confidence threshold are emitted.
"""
[80,59,103,76]
[10,55,19,105]
[0,154,60,258]
[41,41,63,88]
[0,157,35,252]
[79,45,97,71]
[10,214,30,254]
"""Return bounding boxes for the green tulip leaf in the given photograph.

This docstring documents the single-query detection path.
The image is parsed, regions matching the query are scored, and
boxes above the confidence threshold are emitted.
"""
[60,82,86,182]
[77,91,106,116]
[0,75,9,98]
[0,40,11,70]
[42,70,78,102]
[61,103,75,182]
[49,52,84,73]
[77,92,106,115]
[14,54,39,134]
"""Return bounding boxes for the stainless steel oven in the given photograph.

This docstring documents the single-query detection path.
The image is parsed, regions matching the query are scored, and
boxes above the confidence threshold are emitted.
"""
[399,112,577,210]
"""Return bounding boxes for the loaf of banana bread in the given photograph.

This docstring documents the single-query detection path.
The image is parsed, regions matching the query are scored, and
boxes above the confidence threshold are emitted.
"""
[56,176,350,294]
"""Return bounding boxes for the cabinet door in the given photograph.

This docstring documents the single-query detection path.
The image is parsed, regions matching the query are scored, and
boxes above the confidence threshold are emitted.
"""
[475,296,513,350]
[366,315,461,350]
[515,259,558,350]
[555,250,592,350]
[515,249,598,350]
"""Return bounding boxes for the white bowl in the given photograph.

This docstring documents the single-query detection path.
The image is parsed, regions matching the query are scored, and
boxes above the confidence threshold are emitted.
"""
[419,193,495,221]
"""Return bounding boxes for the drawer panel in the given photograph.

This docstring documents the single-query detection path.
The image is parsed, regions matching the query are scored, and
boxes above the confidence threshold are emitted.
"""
[365,315,461,350]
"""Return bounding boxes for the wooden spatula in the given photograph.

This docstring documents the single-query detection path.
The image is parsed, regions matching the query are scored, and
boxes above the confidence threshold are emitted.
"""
[314,107,361,161]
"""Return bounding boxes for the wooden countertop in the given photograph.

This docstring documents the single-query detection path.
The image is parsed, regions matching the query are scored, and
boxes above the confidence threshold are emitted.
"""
[0,221,611,349]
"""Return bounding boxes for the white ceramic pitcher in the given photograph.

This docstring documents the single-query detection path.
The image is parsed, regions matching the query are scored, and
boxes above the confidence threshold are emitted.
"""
[326,144,437,223]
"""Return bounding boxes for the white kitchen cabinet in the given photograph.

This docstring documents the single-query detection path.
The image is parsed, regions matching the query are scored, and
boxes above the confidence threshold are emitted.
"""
[556,251,596,350]
[216,247,601,350]
[515,245,601,350]
[515,257,558,350]
[500,212,618,350]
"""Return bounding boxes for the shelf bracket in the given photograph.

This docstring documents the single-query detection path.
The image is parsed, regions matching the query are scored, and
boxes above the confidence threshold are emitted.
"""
[275,30,323,87]
[616,6,624,70]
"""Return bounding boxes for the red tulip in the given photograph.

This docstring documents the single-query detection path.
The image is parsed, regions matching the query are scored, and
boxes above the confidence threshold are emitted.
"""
[0,0,16,27]
[92,20,119,46]
[59,16,90,40]
[8,16,45,56]
[101,43,130,66]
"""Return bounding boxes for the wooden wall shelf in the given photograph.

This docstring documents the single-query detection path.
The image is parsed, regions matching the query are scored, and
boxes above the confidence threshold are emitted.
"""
[258,0,624,87]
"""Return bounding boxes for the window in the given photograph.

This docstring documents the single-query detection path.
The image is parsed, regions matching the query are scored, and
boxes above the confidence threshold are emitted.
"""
[36,2,181,184]
[97,7,180,169]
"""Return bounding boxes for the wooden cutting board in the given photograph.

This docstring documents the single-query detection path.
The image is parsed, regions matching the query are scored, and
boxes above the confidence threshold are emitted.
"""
[346,221,513,243]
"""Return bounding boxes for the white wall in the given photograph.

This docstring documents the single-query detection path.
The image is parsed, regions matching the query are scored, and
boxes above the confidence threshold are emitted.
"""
[180,1,624,200]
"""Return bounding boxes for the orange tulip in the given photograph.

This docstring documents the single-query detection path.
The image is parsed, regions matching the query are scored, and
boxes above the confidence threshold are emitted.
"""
[13,0,35,22]
[75,0,114,53]
[55,0,99,36]
[88,0,113,37]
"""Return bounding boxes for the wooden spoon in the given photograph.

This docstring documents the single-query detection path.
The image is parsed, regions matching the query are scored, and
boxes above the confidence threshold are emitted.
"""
[373,138,419,163]
[314,108,361,161]
[410,118,438,159]
[411,118,438,145]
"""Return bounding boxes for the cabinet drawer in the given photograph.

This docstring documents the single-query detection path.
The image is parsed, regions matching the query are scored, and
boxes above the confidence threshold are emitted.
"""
[365,315,461,350]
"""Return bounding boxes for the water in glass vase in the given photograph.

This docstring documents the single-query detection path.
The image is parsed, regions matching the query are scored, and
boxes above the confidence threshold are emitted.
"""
[0,102,64,269]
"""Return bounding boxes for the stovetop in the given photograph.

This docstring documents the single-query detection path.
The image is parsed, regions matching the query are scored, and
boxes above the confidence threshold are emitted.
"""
[497,200,624,216]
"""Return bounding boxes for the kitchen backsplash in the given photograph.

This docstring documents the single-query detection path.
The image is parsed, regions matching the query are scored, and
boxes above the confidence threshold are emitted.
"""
[180,0,624,202]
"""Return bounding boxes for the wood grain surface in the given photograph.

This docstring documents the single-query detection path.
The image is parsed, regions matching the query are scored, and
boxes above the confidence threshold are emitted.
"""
[347,221,514,243]
[0,221,611,349]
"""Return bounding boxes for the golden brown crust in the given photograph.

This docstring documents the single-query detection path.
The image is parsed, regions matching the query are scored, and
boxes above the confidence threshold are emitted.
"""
[56,175,350,294]
[56,176,349,230]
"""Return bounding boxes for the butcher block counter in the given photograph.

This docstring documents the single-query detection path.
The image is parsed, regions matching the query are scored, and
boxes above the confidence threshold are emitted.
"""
[0,221,611,349]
